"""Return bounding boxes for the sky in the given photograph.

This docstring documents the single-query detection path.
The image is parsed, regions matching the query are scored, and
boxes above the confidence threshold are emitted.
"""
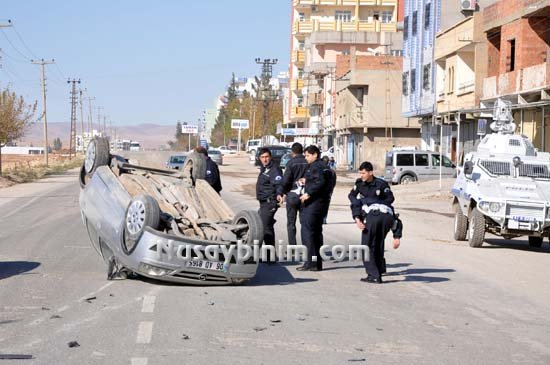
[1,0,290,126]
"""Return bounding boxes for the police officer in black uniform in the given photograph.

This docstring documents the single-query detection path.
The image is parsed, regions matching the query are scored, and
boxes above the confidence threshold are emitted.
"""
[256,147,284,259]
[282,142,308,246]
[348,161,399,283]
[195,146,222,194]
[297,145,327,271]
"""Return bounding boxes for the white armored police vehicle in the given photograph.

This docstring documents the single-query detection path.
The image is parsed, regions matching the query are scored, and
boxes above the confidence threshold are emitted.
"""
[452,99,550,248]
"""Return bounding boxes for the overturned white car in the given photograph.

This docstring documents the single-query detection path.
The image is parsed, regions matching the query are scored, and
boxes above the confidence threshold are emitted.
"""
[79,138,263,285]
[452,99,550,248]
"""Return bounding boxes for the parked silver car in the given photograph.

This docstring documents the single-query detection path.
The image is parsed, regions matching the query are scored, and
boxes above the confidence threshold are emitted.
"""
[207,149,223,165]
[384,149,456,184]
[79,138,262,285]
[166,154,187,169]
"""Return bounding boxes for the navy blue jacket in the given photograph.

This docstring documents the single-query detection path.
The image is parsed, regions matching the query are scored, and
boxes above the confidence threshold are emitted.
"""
[205,157,222,193]
[282,154,308,194]
[348,177,394,219]
[256,161,284,201]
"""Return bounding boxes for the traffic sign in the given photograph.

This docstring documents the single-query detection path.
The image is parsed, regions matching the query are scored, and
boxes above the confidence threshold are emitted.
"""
[231,119,249,129]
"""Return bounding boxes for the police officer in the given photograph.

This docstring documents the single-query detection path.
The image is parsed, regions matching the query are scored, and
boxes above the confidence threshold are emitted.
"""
[195,146,222,194]
[348,161,399,283]
[282,142,308,246]
[297,145,327,272]
[256,147,284,258]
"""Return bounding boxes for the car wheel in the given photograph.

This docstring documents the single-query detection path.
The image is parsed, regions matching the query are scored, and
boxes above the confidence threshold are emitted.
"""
[79,165,89,188]
[468,208,485,248]
[180,152,206,180]
[232,210,264,246]
[453,204,468,241]
[84,137,110,176]
[528,236,543,248]
[400,174,416,184]
[123,194,160,254]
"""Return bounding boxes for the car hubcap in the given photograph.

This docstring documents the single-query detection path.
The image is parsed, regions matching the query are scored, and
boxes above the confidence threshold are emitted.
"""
[85,142,96,173]
[126,201,146,235]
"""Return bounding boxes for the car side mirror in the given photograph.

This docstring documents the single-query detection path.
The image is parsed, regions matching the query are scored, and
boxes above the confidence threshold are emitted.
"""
[463,161,474,176]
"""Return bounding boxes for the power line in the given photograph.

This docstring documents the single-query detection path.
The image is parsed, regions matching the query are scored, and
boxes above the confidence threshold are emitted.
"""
[0,28,31,61]
[31,58,56,166]
[10,22,37,59]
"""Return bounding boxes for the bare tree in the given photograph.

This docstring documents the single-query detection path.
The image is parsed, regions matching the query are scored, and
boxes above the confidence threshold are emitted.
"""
[0,88,37,175]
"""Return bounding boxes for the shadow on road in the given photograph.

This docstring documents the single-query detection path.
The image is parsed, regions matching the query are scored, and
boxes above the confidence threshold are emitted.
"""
[247,264,318,286]
[0,261,41,280]
[383,267,454,283]
[483,239,550,253]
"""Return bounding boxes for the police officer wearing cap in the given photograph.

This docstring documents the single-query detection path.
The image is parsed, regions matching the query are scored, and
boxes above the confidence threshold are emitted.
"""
[282,142,308,246]
[348,161,399,283]
[195,146,222,194]
[256,147,284,255]
[296,145,327,272]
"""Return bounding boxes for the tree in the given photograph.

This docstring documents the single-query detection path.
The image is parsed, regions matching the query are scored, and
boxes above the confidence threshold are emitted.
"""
[53,137,62,151]
[0,88,37,175]
[226,73,239,102]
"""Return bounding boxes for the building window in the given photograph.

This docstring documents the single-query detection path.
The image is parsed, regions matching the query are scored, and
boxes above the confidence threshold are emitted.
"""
[391,50,403,57]
[298,12,305,21]
[404,16,409,40]
[411,69,417,92]
[335,10,352,22]
[298,40,305,50]
[447,66,455,93]
[412,11,418,36]
[507,39,516,72]
[402,71,409,96]
[342,48,350,55]
[423,64,431,90]
[381,10,393,23]
[373,11,380,21]
[425,3,431,29]
[297,68,304,78]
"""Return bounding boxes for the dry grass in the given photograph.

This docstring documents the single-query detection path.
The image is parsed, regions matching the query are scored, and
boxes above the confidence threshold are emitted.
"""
[1,155,83,185]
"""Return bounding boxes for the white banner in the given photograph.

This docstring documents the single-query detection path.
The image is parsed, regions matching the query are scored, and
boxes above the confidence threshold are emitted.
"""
[181,124,198,134]
[231,119,249,129]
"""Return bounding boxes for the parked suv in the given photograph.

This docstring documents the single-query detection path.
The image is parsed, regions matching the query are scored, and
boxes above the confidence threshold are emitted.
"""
[384,150,456,184]
[254,146,291,167]
[166,154,187,170]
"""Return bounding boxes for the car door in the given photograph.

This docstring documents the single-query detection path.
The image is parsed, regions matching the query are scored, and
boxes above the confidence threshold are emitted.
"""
[414,152,431,181]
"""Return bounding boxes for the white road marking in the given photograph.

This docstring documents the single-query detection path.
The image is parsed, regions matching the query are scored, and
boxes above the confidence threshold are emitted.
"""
[136,321,154,344]
[78,282,114,302]
[131,358,148,365]
[141,296,156,313]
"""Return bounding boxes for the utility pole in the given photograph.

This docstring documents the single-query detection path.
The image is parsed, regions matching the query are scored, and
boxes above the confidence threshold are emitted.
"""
[79,88,84,148]
[67,78,81,159]
[31,58,55,166]
[96,106,104,135]
[255,58,278,138]
[87,95,95,135]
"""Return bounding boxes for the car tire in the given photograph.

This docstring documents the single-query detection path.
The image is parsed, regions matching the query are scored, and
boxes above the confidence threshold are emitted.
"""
[400,174,416,184]
[232,210,264,246]
[453,204,468,241]
[123,194,160,254]
[181,152,206,180]
[468,208,485,248]
[79,165,89,188]
[528,236,543,248]
[84,137,110,176]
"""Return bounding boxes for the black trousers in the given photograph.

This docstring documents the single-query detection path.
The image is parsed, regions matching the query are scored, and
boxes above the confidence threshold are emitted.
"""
[286,193,301,246]
[300,199,325,269]
[361,212,394,279]
[259,201,278,246]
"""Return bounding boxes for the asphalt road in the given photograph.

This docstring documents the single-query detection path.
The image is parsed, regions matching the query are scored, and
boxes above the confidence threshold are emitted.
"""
[1,155,550,364]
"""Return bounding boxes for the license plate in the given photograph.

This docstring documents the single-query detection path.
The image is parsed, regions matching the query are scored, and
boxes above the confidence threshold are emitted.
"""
[507,219,532,230]
[186,259,225,272]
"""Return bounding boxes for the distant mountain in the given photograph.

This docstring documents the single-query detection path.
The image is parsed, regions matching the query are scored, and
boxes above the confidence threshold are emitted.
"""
[18,122,176,150]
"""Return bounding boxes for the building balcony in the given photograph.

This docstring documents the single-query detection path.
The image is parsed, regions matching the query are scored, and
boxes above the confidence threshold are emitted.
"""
[293,19,397,35]
[482,62,550,100]
[292,50,305,66]
[291,106,310,119]
[304,61,336,75]
[290,78,305,91]
[293,0,396,5]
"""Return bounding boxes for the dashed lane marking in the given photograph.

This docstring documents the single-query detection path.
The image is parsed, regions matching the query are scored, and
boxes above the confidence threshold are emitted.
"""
[136,321,154,344]
[131,358,148,365]
[141,296,156,313]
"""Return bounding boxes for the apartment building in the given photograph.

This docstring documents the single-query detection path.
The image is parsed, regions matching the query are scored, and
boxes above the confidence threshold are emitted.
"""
[334,53,420,171]
[288,0,403,149]
[402,0,441,138]
[480,0,550,151]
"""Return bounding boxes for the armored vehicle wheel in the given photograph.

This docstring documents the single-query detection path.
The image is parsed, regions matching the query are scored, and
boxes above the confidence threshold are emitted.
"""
[468,208,485,248]
[123,194,160,254]
[400,174,416,184]
[528,236,543,248]
[84,137,110,176]
[232,210,263,246]
[454,204,468,241]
